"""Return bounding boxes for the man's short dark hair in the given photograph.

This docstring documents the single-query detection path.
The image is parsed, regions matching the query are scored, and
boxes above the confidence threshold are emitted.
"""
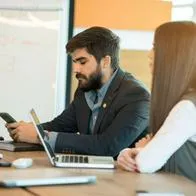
[66,26,120,70]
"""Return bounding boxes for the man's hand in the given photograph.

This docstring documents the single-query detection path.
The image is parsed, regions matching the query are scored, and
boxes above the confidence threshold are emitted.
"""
[135,134,152,148]
[117,148,140,172]
[6,121,40,144]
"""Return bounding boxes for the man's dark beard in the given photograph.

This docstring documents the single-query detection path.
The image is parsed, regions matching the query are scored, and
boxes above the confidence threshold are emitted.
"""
[76,67,103,92]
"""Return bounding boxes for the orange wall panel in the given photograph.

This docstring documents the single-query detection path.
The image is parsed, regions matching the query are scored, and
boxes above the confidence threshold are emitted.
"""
[75,0,172,30]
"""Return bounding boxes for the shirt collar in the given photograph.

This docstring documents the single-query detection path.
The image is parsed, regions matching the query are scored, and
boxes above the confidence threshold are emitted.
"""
[97,68,118,98]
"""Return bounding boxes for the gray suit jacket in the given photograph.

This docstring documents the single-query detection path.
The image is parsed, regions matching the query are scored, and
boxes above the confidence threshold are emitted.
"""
[42,69,150,157]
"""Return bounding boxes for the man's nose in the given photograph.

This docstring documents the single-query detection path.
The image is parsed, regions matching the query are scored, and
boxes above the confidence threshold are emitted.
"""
[73,63,81,73]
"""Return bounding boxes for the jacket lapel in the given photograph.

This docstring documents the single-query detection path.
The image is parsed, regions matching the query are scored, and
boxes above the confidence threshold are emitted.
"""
[93,69,125,134]
[75,89,92,134]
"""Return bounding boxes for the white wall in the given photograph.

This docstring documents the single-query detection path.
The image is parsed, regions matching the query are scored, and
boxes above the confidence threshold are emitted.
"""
[0,0,69,140]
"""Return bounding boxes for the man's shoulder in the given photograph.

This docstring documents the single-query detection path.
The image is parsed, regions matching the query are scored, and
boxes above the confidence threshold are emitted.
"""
[121,71,149,93]
[110,70,150,103]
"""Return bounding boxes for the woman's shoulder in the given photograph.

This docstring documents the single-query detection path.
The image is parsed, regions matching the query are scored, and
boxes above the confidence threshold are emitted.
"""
[172,99,196,114]
[181,91,196,106]
[166,99,196,128]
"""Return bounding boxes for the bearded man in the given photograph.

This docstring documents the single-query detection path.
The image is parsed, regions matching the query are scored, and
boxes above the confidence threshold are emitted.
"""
[7,27,150,158]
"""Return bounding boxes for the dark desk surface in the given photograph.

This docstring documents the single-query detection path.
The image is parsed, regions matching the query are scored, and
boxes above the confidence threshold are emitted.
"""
[0,150,196,196]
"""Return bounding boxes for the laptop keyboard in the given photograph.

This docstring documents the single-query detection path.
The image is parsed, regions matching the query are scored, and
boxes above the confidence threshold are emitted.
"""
[56,155,89,163]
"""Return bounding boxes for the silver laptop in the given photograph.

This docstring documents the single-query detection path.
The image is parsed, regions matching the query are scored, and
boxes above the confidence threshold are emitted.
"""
[30,109,115,169]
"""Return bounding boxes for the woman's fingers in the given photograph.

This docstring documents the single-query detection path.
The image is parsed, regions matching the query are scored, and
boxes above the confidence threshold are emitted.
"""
[117,148,139,171]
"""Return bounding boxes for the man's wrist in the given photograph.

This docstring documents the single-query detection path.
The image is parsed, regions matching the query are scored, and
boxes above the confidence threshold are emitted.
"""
[35,134,41,144]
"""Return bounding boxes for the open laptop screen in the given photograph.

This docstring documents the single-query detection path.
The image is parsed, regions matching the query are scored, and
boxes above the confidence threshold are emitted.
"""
[30,109,56,164]
[30,109,114,169]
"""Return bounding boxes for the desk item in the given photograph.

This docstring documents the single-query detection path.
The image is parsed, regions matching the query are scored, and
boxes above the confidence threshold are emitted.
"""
[0,141,43,152]
[0,159,11,167]
[0,176,96,187]
[12,158,33,169]
[136,191,184,196]
[0,112,17,124]
[30,108,114,169]
[0,112,17,133]
[0,136,4,141]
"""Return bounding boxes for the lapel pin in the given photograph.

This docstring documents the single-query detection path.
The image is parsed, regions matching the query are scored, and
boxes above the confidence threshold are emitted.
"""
[103,103,107,108]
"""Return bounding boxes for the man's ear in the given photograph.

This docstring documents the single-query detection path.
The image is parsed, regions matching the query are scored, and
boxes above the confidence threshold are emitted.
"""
[101,55,111,69]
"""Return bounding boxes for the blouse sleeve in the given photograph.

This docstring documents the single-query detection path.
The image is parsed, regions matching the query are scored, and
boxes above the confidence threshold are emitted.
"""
[136,100,196,173]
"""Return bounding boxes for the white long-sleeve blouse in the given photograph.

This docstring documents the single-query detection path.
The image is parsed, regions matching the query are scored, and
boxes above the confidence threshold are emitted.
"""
[136,100,196,173]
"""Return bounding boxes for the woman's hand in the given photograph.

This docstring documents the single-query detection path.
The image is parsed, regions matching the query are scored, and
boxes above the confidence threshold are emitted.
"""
[117,148,140,172]
[135,134,152,148]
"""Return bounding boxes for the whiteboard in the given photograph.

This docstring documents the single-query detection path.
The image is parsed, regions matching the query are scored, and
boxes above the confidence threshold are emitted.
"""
[0,1,69,139]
